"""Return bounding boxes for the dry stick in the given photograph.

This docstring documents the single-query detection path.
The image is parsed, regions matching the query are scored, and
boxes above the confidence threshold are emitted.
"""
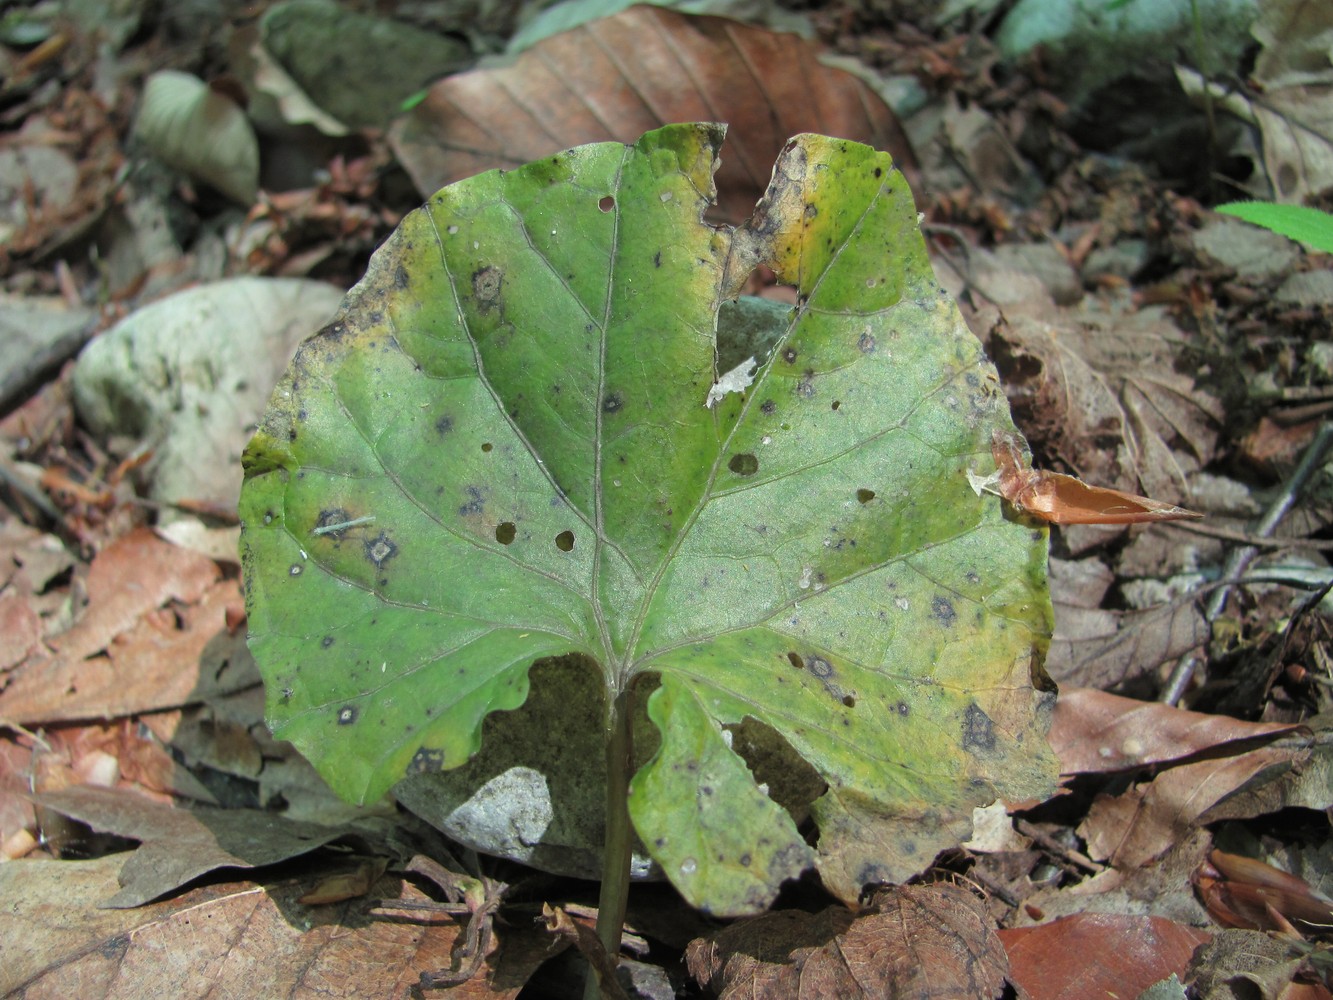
[1162,421,1333,706]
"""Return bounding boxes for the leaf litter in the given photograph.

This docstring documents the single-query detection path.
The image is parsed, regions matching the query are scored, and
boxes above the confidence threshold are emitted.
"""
[1,0,1332,997]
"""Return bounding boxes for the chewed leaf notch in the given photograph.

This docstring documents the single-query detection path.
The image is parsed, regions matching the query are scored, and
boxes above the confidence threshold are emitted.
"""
[240,123,1057,916]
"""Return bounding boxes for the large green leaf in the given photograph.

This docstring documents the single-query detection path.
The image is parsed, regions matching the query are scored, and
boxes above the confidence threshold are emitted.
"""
[240,123,1057,915]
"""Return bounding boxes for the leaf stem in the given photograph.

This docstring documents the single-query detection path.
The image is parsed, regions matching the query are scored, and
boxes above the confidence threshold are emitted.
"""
[586,686,633,1000]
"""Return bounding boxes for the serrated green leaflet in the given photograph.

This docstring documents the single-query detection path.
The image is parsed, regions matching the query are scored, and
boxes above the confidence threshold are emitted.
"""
[240,123,1057,916]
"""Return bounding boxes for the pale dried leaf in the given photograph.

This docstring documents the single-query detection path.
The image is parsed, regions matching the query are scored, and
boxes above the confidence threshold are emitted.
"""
[992,303,1221,506]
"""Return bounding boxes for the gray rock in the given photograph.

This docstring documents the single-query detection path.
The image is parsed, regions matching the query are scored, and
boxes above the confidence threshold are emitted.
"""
[72,277,344,511]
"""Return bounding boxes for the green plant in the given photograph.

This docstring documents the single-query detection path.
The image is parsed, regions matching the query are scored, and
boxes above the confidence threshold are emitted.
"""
[1216,201,1333,254]
[239,123,1057,987]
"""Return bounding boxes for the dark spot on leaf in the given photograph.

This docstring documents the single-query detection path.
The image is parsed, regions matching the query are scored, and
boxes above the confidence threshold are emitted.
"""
[897,702,910,716]
[288,427,298,441]
[795,374,815,399]
[602,392,623,413]
[831,400,841,410]
[874,167,883,178]
[653,250,662,268]
[337,705,358,725]
[365,533,397,568]
[321,636,334,649]
[472,265,502,310]
[963,703,997,753]
[599,195,615,212]
[857,488,876,504]
[655,838,666,848]
[408,747,445,774]
[782,347,798,364]
[808,656,833,678]
[495,521,516,545]
[435,415,454,434]
[701,785,713,796]
[459,485,485,516]
[843,694,855,708]
[787,652,803,669]
[394,264,409,289]
[760,399,776,415]
[289,564,302,576]
[728,453,759,476]
[481,442,493,453]
[931,596,957,627]
[739,853,752,866]
[858,332,876,353]
[555,530,575,552]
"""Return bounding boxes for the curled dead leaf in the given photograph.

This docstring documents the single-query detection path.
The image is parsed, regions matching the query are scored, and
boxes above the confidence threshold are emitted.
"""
[986,430,1204,525]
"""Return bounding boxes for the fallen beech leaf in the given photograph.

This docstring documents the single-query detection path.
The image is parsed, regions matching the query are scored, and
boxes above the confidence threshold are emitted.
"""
[0,576,257,724]
[33,784,362,907]
[1049,688,1302,774]
[1194,849,1333,933]
[988,430,1204,524]
[1079,741,1307,869]
[0,855,544,998]
[389,5,913,223]
[999,914,1210,1000]
[686,883,1010,999]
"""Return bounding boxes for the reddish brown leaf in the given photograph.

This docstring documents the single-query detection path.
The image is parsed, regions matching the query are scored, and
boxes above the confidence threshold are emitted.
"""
[686,883,1009,999]
[999,914,1210,1000]
[1195,849,1333,933]
[1050,688,1302,774]
[0,575,255,724]
[389,6,914,223]
[991,430,1204,524]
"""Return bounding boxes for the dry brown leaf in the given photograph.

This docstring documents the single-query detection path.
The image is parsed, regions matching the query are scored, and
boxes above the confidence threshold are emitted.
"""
[0,854,542,999]
[1079,742,1306,870]
[1050,688,1303,774]
[686,883,1010,999]
[1047,597,1208,689]
[33,784,364,907]
[992,303,1222,507]
[998,914,1210,1000]
[389,5,914,224]
[0,537,258,722]
[0,589,42,670]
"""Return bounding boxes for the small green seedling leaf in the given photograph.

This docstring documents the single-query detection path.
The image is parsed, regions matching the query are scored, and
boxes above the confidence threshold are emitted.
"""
[240,124,1058,916]
[1216,201,1333,254]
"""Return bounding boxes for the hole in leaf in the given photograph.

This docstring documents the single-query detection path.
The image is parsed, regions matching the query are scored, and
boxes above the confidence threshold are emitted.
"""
[495,522,516,545]
[728,453,759,476]
[831,400,841,410]
[598,195,615,212]
[787,652,803,670]
[481,442,493,452]
[857,488,876,504]
[842,694,856,708]
[555,530,575,552]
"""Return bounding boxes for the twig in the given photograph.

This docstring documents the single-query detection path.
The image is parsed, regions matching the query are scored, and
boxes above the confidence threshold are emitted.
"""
[1172,521,1333,552]
[1014,819,1101,875]
[1163,422,1333,705]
